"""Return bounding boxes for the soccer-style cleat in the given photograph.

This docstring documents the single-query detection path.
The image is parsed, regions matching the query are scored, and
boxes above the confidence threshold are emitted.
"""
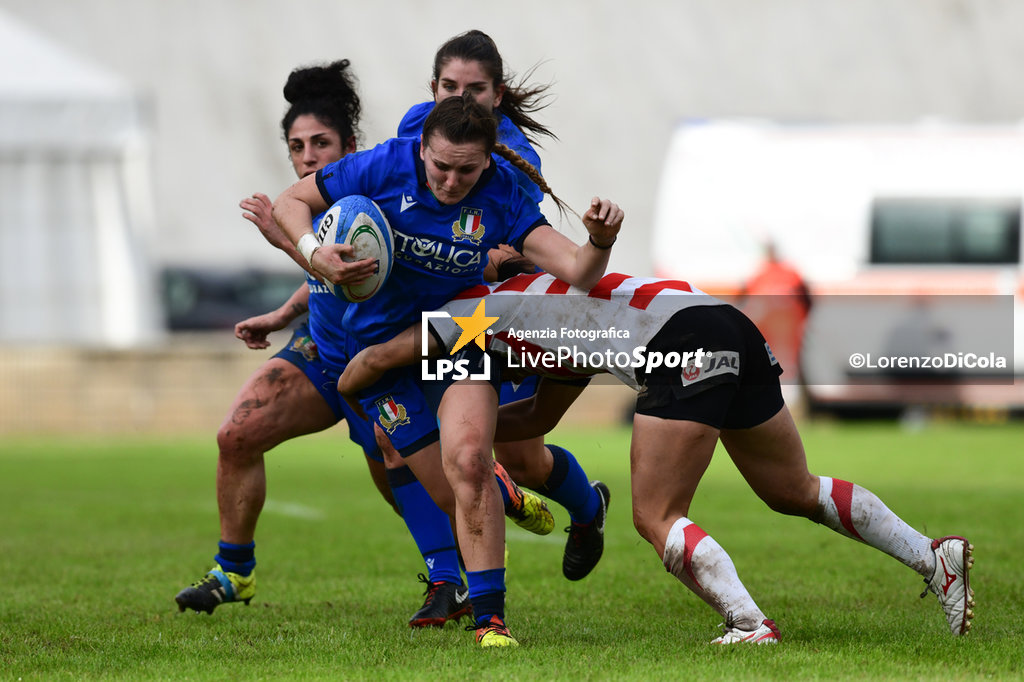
[562,481,610,581]
[711,618,781,644]
[175,566,255,614]
[495,461,554,535]
[921,535,975,635]
[469,615,519,648]
[408,573,472,628]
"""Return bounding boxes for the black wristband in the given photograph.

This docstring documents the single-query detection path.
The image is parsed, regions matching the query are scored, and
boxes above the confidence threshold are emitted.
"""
[589,234,616,250]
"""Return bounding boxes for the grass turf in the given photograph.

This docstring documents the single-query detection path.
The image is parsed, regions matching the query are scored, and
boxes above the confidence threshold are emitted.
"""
[1,417,1022,680]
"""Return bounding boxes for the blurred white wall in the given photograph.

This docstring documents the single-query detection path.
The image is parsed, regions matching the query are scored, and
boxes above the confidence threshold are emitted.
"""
[2,0,1023,279]
[0,9,162,346]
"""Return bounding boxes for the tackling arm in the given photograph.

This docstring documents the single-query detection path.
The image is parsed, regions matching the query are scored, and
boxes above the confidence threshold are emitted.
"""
[337,322,435,397]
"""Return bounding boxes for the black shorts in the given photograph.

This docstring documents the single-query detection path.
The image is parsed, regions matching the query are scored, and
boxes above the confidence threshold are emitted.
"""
[634,304,785,429]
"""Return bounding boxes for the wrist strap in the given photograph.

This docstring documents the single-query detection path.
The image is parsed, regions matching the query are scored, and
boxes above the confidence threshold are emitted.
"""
[589,234,616,250]
[297,233,320,264]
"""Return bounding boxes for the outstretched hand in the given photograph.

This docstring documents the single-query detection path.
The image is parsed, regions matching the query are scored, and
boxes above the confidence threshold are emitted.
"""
[235,311,287,350]
[241,192,291,250]
[582,196,623,248]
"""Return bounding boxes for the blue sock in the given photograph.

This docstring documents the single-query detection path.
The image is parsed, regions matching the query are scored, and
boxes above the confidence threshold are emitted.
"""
[537,445,599,524]
[387,465,462,584]
[494,472,511,508]
[215,540,255,576]
[466,568,506,624]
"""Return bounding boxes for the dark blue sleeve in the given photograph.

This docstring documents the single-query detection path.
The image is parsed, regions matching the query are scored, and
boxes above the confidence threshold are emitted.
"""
[496,115,544,204]
[490,163,549,253]
[497,115,542,171]
[314,167,335,206]
[315,143,395,205]
[397,102,433,138]
[508,218,550,254]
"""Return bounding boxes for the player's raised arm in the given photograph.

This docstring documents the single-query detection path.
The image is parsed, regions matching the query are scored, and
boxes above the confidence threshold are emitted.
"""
[521,196,623,292]
[240,191,315,276]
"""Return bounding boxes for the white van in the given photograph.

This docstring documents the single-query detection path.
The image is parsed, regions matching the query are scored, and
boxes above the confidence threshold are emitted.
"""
[650,118,1022,413]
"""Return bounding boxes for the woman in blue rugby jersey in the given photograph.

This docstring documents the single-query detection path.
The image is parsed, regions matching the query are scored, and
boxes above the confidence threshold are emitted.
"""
[175,61,499,628]
[273,93,623,647]
[175,60,376,617]
[399,29,611,584]
[398,29,553,203]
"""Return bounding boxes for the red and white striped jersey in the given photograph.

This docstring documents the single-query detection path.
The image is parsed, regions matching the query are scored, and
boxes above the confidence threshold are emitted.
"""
[430,272,727,388]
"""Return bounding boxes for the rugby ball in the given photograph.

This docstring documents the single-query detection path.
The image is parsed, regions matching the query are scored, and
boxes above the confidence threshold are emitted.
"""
[314,195,394,302]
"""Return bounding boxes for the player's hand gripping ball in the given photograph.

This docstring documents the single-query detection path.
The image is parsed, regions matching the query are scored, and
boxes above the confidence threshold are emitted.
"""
[315,195,394,302]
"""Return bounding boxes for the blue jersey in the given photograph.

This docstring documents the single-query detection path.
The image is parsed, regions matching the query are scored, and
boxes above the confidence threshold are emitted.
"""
[398,101,544,205]
[315,137,547,345]
[305,270,352,369]
[294,208,352,369]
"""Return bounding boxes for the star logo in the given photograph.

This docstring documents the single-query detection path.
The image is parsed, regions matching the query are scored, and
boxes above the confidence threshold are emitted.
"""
[449,300,498,354]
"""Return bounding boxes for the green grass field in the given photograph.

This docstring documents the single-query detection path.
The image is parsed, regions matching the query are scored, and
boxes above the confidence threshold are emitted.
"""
[2,419,1022,680]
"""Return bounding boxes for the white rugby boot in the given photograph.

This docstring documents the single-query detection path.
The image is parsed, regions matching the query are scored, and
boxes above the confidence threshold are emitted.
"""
[922,535,975,635]
[711,617,781,644]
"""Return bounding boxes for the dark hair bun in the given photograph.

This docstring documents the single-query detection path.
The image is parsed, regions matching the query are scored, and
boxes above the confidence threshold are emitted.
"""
[283,59,353,103]
[280,59,362,143]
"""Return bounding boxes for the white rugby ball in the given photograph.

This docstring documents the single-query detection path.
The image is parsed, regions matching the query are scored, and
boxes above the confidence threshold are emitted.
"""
[314,195,394,302]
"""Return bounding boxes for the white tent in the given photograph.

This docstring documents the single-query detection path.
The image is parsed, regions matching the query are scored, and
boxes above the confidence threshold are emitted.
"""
[0,9,162,347]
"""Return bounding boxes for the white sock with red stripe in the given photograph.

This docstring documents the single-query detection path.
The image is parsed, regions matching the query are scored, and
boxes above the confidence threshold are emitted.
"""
[814,476,935,576]
[662,517,766,630]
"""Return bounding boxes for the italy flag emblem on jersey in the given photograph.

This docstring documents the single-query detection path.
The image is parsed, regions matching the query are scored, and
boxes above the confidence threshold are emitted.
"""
[452,207,485,243]
[376,395,410,433]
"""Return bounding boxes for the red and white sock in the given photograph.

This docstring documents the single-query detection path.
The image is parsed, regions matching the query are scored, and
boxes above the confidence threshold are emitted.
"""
[815,476,935,576]
[662,517,766,630]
